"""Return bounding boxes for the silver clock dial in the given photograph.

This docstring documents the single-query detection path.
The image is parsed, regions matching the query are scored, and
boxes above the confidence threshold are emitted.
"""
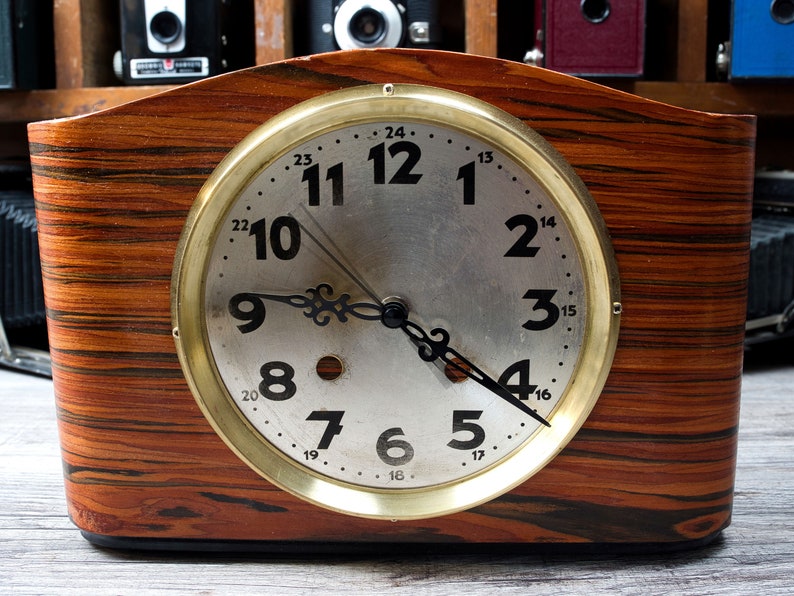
[173,84,620,519]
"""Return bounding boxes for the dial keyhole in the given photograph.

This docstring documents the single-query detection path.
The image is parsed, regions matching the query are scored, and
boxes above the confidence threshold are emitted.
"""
[316,355,344,381]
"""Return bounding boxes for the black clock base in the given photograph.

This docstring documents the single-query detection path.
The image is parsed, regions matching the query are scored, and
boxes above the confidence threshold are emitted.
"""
[80,530,724,557]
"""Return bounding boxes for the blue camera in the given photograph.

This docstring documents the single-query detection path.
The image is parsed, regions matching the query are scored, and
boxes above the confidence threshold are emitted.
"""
[729,0,794,79]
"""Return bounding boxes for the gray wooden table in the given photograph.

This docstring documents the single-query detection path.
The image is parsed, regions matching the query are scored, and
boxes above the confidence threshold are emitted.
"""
[2,344,792,595]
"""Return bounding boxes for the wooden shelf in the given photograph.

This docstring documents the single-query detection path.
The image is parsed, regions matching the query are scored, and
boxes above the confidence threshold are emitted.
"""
[1,86,171,124]
[6,81,794,127]
[4,0,794,164]
[613,81,794,117]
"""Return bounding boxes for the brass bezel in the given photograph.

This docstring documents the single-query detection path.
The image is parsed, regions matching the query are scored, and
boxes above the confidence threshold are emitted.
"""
[172,83,621,520]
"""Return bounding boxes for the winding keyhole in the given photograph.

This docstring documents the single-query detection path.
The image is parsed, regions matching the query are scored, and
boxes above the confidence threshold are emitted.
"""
[316,355,344,381]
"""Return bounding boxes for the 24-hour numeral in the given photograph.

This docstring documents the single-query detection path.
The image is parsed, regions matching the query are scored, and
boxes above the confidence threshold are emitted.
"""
[293,153,313,166]
[241,389,259,401]
[385,126,406,139]
[231,218,249,232]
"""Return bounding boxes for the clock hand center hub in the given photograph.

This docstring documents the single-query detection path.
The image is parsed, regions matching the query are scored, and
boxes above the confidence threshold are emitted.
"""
[380,299,409,329]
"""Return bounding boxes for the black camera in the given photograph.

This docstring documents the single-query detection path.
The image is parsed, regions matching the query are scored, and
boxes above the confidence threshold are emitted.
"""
[746,170,794,343]
[0,0,55,89]
[304,0,441,54]
[117,0,254,85]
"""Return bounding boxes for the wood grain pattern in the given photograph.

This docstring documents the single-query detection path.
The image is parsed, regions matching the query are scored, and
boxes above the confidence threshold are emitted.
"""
[27,49,756,549]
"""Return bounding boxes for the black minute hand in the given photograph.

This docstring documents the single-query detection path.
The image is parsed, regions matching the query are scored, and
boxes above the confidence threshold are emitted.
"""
[380,301,551,427]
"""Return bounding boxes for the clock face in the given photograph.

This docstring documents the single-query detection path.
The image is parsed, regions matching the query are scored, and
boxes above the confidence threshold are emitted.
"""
[172,84,621,519]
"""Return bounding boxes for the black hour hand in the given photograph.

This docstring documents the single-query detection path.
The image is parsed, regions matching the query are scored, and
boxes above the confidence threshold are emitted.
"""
[380,301,551,427]
[228,284,382,333]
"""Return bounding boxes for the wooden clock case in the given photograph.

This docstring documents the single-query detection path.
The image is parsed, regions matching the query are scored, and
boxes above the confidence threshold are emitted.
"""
[27,49,755,551]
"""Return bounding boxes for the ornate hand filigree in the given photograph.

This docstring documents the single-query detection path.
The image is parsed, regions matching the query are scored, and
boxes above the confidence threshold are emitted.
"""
[240,283,382,328]
[400,320,451,363]
[393,311,550,428]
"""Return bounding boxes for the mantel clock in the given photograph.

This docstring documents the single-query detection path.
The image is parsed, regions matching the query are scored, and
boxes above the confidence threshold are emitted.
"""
[28,49,755,551]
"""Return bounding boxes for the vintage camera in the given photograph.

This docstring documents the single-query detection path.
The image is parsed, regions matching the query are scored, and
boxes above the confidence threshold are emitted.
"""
[719,0,794,79]
[746,171,794,343]
[117,0,254,85]
[304,0,441,54]
[524,0,646,77]
[0,0,55,89]
[0,161,50,376]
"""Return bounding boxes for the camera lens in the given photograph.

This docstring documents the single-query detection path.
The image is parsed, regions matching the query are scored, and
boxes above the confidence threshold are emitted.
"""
[581,0,611,23]
[771,0,794,25]
[333,0,404,49]
[150,10,183,45]
[349,8,387,44]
